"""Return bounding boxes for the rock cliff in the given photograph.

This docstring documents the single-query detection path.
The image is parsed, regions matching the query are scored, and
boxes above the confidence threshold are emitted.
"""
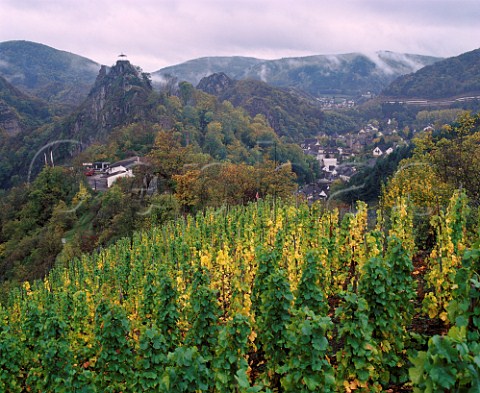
[196,72,235,95]
[71,60,153,142]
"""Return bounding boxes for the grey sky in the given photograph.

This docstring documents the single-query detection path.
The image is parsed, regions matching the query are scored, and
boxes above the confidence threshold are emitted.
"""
[1,0,479,72]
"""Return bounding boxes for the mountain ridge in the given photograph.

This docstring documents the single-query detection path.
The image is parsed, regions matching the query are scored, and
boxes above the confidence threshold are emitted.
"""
[0,40,101,111]
[381,47,480,100]
[0,40,446,106]
[154,51,442,98]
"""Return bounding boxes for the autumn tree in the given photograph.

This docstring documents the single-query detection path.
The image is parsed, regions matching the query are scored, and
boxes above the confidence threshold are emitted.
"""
[428,113,480,200]
[148,129,198,192]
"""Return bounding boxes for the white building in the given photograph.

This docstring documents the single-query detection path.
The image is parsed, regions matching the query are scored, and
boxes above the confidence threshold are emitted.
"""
[322,157,338,172]
[104,156,143,187]
[105,169,134,188]
[372,147,383,157]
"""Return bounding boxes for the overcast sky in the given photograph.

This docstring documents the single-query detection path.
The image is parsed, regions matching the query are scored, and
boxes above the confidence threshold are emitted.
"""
[1,0,479,72]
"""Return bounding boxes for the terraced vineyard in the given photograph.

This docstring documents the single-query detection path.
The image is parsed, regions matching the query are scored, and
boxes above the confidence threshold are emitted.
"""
[0,193,479,392]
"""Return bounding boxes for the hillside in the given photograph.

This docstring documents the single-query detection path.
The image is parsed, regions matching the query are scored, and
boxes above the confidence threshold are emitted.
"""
[382,47,480,99]
[1,194,479,391]
[0,75,51,136]
[244,51,441,97]
[0,59,157,188]
[0,40,100,111]
[0,55,322,191]
[197,73,323,140]
[155,51,441,98]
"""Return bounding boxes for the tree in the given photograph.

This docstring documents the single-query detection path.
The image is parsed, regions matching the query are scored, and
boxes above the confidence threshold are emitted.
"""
[148,129,196,193]
[256,160,297,200]
[429,113,480,201]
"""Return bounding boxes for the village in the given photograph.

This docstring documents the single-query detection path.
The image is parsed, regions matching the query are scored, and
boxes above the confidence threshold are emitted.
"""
[81,118,423,204]
[298,118,415,202]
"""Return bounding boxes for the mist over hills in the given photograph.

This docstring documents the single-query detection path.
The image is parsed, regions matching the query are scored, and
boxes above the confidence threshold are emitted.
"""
[0,40,479,137]
[152,56,265,86]
[0,40,446,110]
[381,47,480,99]
[1,40,478,151]
[154,51,441,98]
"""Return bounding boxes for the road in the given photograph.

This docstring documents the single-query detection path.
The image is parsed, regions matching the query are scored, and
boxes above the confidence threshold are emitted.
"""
[381,94,480,107]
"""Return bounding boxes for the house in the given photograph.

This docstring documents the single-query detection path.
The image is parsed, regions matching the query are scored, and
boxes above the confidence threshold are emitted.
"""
[322,157,338,172]
[298,182,330,202]
[104,169,134,188]
[301,140,331,163]
[103,156,144,188]
[301,138,319,149]
[106,164,129,175]
[372,147,383,157]
[366,123,379,132]
[106,156,143,174]
[93,161,110,171]
[316,148,326,162]
[385,147,394,155]
[337,164,357,182]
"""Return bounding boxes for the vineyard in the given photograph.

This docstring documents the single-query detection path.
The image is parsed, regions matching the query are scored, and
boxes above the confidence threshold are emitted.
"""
[0,192,479,392]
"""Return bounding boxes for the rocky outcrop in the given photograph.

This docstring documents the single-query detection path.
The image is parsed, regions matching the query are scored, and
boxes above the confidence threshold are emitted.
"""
[197,72,236,95]
[71,60,154,142]
[0,100,22,136]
